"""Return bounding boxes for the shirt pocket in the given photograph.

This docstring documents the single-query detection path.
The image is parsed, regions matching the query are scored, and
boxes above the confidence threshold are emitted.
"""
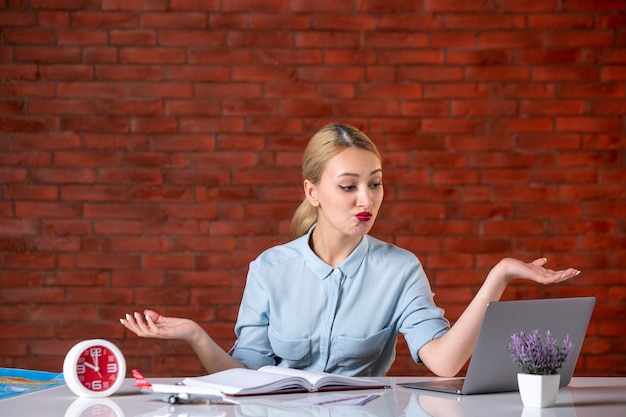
[336,326,393,369]
[268,326,312,368]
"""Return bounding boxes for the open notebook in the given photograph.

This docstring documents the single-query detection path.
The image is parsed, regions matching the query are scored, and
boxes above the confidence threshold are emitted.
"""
[182,366,389,396]
[399,297,595,395]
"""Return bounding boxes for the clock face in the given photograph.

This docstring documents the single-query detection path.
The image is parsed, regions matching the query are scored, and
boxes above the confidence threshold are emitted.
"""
[75,344,121,391]
[64,339,126,398]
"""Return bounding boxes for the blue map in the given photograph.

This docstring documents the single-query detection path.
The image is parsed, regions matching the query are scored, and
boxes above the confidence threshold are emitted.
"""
[0,368,65,400]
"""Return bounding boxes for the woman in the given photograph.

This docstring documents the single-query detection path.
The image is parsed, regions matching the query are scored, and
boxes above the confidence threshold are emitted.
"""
[121,123,580,377]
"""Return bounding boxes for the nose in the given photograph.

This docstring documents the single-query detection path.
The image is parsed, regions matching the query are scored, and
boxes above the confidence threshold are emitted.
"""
[357,187,373,210]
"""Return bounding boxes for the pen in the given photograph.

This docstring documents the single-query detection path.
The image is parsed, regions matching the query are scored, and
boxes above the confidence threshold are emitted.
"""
[317,394,371,405]
[317,393,380,406]
[356,394,379,405]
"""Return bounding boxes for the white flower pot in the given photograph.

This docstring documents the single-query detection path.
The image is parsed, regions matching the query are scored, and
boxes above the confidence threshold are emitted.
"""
[517,373,560,408]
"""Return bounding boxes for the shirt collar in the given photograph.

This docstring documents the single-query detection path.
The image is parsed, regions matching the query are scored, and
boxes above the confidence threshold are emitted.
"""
[296,224,369,280]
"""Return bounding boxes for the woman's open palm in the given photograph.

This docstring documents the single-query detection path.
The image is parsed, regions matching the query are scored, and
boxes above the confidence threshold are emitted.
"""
[121,310,201,343]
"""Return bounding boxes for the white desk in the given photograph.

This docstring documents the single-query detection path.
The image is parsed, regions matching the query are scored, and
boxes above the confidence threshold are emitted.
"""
[2,377,625,417]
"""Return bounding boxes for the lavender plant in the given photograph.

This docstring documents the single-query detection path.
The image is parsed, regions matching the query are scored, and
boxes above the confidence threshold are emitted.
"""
[507,329,574,375]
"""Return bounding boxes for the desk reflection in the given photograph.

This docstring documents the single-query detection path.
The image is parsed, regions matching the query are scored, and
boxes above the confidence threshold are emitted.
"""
[67,390,400,417]
[399,389,577,417]
[233,390,398,417]
[65,398,126,417]
[51,379,626,417]
[135,403,226,417]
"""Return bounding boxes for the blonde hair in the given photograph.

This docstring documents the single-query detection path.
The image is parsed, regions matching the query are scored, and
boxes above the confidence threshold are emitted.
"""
[290,123,382,237]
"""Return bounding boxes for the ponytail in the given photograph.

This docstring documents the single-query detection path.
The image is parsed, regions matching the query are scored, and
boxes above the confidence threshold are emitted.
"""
[290,199,317,238]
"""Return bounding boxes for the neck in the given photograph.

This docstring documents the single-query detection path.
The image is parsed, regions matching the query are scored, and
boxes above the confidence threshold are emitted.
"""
[309,225,362,267]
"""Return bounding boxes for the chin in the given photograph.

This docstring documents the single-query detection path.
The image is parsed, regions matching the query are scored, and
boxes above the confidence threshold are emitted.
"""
[350,223,372,236]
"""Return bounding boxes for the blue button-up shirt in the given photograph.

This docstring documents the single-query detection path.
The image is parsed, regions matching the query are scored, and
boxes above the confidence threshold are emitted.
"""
[231,227,450,376]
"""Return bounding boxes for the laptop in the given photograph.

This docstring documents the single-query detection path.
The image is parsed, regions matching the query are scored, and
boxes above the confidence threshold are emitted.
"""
[399,296,596,395]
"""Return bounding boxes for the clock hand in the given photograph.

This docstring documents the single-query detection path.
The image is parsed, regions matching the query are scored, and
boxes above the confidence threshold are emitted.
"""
[90,350,101,372]
[84,360,103,377]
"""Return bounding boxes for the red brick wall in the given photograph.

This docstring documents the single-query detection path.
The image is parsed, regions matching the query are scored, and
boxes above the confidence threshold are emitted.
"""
[1,1,624,377]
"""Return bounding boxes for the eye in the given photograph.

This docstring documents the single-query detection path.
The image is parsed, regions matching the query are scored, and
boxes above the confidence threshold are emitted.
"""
[370,181,383,189]
[339,185,356,191]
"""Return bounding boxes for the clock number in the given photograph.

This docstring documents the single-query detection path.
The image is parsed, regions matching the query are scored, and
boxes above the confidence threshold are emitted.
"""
[76,363,86,374]
[107,363,118,374]
[90,404,104,415]
[91,380,102,391]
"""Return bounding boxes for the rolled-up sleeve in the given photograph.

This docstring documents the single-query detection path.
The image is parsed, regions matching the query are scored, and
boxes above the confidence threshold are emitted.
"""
[396,259,450,364]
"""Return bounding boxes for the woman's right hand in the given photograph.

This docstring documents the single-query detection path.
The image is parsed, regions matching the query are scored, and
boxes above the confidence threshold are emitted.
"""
[120,309,246,374]
[120,310,202,343]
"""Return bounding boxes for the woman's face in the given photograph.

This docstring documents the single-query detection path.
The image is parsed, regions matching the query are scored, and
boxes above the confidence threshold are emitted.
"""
[305,147,383,238]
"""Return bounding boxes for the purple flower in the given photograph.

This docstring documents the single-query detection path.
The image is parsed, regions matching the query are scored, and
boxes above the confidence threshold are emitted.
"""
[507,329,574,375]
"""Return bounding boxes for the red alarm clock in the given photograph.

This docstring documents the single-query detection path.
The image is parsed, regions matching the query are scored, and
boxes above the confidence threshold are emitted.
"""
[63,339,126,398]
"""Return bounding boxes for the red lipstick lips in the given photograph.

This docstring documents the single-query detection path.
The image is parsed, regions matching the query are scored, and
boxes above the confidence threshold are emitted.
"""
[356,212,372,222]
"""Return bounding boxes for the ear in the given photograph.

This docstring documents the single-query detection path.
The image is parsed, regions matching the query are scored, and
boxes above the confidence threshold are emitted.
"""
[303,179,320,207]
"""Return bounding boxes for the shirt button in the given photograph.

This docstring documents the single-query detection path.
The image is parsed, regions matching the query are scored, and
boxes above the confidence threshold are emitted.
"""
[333,269,340,276]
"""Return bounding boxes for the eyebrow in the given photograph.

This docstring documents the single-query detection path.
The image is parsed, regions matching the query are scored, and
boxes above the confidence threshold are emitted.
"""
[337,168,383,178]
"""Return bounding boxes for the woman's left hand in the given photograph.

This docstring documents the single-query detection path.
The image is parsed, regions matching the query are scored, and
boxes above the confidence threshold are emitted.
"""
[495,257,580,284]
